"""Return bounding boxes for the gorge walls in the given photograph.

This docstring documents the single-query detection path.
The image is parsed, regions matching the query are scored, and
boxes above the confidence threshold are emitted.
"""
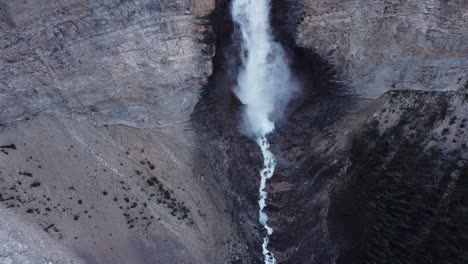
[0,0,467,263]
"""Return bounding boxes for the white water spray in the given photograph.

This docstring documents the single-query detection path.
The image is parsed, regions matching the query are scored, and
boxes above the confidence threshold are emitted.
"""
[231,0,297,263]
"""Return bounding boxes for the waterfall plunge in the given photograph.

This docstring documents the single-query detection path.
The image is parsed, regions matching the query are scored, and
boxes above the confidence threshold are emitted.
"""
[231,0,297,263]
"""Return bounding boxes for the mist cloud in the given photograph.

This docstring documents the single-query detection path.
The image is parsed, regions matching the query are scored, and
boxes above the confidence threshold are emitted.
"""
[232,0,298,138]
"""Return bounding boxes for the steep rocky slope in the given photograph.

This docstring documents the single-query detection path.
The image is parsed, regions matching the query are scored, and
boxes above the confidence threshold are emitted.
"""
[0,110,250,263]
[263,2,468,261]
[0,1,244,263]
[329,90,468,264]
[263,89,468,263]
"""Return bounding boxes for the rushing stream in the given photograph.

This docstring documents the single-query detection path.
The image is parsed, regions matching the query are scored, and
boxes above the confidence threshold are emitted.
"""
[231,0,297,263]
[257,136,277,263]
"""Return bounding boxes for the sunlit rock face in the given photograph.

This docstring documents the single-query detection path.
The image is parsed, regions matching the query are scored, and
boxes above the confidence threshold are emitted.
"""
[276,0,467,98]
[0,0,215,126]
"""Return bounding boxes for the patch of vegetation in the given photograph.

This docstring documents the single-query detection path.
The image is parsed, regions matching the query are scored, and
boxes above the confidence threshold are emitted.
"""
[330,93,468,264]
[18,171,32,177]
[449,116,457,125]
[0,144,16,154]
[146,177,191,221]
[30,181,41,188]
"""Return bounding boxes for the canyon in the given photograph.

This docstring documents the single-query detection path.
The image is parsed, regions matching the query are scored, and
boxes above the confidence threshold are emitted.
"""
[0,0,467,263]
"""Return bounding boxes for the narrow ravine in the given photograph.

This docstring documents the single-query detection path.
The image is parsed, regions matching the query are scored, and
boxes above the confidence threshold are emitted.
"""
[231,0,297,262]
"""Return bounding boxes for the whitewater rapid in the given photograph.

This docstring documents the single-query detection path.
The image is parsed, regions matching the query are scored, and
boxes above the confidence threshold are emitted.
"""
[257,136,277,264]
[231,0,296,262]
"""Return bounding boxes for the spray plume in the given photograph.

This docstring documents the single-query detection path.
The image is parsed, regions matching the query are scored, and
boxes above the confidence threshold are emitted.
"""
[232,0,297,138]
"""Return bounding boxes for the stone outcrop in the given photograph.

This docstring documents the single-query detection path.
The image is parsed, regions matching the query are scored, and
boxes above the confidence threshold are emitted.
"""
[281,0,468,97]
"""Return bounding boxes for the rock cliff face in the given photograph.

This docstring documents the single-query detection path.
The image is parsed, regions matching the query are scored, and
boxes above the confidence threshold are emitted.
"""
[0,0,215,125]
[277,0,468,97]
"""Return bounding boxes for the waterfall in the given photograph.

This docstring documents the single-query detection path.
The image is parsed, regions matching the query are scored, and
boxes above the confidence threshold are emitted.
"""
[231,0,297,263]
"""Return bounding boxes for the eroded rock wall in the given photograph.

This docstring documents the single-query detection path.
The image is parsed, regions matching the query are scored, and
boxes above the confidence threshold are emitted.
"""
[280,0,468,97]
[0,0,215,126]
